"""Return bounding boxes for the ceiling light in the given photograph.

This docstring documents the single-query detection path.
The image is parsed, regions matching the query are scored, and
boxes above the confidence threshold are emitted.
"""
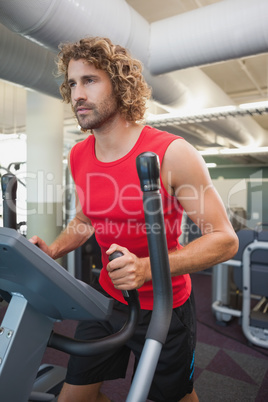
[199,146,268,156]
[200,149,220,156]
[220,146,268,155]
[239,100,268,110]
[146,100,268,126]
[0,133,22,140]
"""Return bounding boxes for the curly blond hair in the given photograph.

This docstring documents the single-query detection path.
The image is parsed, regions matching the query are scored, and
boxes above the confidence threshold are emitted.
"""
[57,37,151,122]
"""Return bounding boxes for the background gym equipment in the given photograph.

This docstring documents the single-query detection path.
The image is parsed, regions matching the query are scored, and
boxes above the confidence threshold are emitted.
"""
[0,151,173,401]
[212,228,268,349]
[1,172,17,230]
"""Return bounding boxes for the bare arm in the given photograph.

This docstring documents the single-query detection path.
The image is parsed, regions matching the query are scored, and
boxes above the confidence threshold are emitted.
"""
[30,192,94,259]
[161,139,239,276]
[107,139,238,289]
[29,153,94,259]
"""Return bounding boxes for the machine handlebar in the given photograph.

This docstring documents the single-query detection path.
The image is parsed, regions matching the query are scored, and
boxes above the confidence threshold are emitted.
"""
[136,152,173,344]
[48,251,140,356]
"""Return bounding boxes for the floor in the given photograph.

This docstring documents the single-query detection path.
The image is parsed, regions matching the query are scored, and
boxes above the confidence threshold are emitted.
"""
[191,272,268,402]
[1,272,267,401]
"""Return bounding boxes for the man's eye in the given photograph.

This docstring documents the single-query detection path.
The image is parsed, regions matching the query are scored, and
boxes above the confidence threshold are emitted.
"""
[69,82,76,88]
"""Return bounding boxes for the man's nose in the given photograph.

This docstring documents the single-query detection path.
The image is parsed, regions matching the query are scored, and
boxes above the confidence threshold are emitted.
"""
[73,84,87,102]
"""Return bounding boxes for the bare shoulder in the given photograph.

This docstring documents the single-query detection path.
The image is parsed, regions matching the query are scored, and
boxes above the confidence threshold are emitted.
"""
[164,138,205,167]
[161,138,211,192]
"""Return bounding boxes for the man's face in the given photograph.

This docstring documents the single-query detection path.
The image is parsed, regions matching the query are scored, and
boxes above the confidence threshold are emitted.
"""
[67,59,118,130]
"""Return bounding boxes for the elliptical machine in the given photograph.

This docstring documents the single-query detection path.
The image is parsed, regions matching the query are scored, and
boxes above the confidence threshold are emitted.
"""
[0,152,173,402]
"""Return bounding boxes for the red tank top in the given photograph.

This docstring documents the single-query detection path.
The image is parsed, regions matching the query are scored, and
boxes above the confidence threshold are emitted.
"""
[70,126,191,309]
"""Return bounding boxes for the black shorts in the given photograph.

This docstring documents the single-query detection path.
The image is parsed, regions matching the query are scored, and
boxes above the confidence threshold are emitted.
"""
[65,281,196,402]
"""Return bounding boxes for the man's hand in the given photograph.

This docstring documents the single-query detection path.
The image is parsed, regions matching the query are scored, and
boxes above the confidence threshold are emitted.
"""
[29,236,53,258]
[106,244,150,290]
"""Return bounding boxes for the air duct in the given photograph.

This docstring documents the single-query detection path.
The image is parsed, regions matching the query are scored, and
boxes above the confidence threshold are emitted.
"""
[2,0,267,73]
[149,0,268,74]
[0,0,189,109]
[0,0,267,147]
[0,0,148,63]
[0,24,60,98]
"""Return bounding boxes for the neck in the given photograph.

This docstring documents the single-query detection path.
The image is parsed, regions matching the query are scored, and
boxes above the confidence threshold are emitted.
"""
[92,117,144,162]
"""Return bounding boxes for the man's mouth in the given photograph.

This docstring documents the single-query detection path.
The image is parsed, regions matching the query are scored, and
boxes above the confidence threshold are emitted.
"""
[76,107,91,115]
[75,103,94,115]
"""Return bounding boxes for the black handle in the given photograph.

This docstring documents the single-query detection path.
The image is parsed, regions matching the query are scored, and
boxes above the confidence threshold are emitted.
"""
[48,251,140,356]
[48,291,140,356]
[1,173,17,200]
[136,152,173,344]
[109,250,124,261]
[1,173,17,229]
[109,251,138,302]
[136,152,160,192]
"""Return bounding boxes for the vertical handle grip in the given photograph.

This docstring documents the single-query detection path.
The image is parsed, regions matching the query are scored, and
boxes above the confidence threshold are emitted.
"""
[136,152,160,192]
[109,251,139,302]
[1,173,17,229]
[136,152,173,344]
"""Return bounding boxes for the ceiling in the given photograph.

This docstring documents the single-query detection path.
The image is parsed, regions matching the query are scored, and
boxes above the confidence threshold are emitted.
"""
[0,0,268,166]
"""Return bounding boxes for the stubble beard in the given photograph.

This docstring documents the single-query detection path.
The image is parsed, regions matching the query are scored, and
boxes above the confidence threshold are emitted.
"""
[75,94,118,131]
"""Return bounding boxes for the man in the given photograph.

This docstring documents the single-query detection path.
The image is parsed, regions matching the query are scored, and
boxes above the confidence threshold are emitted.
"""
[30,37,238,402]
